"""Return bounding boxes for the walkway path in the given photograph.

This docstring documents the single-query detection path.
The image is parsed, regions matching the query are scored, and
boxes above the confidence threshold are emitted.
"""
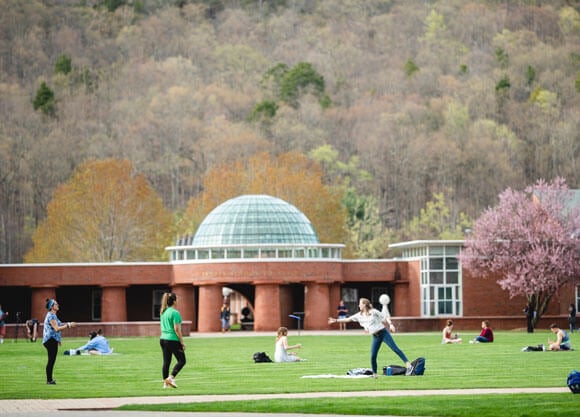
[0,387,568,415]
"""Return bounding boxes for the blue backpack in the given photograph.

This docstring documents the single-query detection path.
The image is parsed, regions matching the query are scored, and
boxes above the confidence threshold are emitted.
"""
[567,370,580,393]
[409,357,426,376]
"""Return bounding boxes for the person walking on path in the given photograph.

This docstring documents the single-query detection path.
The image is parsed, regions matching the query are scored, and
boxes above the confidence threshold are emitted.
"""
[329,297,413,378]
[220,303,231,332]
[43,299,76,384]
[159,292,186,389]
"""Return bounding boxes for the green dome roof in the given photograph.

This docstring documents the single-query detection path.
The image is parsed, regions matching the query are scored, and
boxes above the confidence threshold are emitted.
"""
[192,195,320,245]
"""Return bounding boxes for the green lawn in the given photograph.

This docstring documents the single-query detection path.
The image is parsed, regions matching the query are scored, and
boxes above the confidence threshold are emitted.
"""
[1,330,578,416]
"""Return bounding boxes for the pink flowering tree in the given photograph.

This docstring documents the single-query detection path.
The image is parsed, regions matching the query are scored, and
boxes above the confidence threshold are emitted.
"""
[460,178,580,327]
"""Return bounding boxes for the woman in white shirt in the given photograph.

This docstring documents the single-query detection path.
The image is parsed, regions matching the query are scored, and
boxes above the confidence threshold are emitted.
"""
[274,326,303,362]
[329,297,412,378]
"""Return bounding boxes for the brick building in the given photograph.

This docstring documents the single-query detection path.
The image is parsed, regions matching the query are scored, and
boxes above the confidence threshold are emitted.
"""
[0,194,577,336]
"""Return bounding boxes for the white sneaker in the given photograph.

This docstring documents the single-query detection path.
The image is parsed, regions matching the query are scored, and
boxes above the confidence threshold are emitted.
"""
[164,377,177,388]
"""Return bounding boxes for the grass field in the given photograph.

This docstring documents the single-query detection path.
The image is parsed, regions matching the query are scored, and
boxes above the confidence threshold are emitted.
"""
[0,329,578,416]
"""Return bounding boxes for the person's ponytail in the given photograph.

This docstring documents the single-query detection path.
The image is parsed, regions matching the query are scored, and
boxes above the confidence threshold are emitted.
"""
[160,292,176,315]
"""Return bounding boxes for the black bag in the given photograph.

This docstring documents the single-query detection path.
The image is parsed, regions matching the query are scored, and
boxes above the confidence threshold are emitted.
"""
[522,344,545,352]
[253,351,272,363]
[382,365,407,376]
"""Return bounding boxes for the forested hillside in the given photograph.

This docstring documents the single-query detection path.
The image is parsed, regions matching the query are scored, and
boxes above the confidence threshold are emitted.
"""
[1,0,578,263]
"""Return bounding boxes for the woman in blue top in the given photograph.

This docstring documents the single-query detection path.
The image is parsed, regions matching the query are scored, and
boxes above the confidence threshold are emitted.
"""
[159,292,186,388]
[76,329,113,355]
[43,299,76,384]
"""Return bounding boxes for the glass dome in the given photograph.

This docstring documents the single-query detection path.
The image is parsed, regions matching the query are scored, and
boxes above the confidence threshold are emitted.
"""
[191,195,320,245]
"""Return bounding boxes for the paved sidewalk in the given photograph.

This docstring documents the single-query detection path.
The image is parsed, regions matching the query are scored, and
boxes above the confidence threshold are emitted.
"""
[0,387,569,415]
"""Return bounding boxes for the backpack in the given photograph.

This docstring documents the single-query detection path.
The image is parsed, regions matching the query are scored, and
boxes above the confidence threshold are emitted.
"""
[409,357,426,376]
[253,352,272,363]
[383,365,407,376]
[567,370,580,393]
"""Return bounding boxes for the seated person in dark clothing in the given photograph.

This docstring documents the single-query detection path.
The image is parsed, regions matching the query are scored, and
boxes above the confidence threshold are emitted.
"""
[471,320,494,343]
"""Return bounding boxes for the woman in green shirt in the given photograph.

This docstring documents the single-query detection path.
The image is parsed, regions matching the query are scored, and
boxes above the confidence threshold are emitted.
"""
[159,292,186,388]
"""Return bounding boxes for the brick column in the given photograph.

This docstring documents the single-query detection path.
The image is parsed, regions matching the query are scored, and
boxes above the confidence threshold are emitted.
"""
[197,284,222,332]
[31,287,56,322]
[393,282,411,316]
[172,284,195,329]
[254,283,281,332]
[304,282,331,330]
[101,286,127,322]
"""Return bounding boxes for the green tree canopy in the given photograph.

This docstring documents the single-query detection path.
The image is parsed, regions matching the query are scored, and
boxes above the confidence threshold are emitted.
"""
[32,81,55,116]
[260,62,331,109]
[54,54,72,75]
[401,193,472,241]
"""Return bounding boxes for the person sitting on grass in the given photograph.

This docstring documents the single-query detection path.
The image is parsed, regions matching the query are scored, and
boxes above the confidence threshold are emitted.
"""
[76,329,113,355]
[442,319,462,344]
[470,320,494,343]
[274,326,303,362]
[547,323,571,351]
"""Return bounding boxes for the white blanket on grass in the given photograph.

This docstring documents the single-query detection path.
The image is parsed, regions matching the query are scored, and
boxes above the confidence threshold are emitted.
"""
[301,374,372,379]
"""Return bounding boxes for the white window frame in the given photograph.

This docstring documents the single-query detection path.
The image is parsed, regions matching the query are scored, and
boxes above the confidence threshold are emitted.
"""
[419,245,463,317]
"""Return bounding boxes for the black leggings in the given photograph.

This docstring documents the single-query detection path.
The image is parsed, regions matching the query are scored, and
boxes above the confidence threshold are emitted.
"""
[160,339,186,379]
[43,338,59,382]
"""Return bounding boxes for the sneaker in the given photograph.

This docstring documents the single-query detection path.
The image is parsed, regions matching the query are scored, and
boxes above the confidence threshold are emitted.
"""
[164,377,177,388]
[47,380,56,385]
[541,344,546,351]
[405,365,414,376]
[163,382,169,389]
